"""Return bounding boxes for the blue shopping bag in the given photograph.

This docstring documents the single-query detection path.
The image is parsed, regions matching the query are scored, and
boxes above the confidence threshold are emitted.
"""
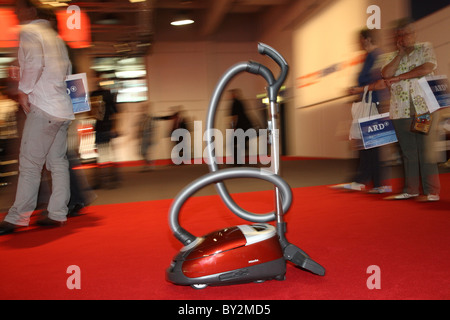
[358,112,398,149]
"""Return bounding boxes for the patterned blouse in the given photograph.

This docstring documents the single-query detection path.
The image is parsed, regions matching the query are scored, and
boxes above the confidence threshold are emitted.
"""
[384,42,437,119]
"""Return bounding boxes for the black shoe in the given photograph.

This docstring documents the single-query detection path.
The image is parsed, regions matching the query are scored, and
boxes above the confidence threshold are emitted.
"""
[92,184,102,190]
[67,203,85,217]
[0,221,18,235]
[36,217,65,227]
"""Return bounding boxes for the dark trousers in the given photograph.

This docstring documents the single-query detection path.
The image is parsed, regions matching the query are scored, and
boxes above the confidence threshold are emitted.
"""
[392,118,440,195]
[354,147,383,188]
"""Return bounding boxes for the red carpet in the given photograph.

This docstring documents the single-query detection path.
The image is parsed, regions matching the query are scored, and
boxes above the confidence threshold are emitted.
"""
[1,174,449,300]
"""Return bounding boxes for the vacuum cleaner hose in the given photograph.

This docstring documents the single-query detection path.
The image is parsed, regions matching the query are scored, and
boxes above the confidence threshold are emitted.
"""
[170,43,292,245]
[205,61,289,223]
[169,167,293,245]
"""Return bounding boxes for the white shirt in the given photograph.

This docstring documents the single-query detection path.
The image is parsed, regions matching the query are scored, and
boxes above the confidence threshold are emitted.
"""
[18,19,74,120]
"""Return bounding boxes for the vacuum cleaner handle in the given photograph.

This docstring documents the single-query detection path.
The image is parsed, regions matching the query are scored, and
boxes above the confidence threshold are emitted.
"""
[257,43,289,102]
[258,42,288,67]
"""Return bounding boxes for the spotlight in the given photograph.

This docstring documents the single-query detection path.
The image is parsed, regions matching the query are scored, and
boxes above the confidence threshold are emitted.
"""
[170,11,194,26]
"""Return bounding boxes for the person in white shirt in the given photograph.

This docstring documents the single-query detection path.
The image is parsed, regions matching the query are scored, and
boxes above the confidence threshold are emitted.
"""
[0,0,74,235]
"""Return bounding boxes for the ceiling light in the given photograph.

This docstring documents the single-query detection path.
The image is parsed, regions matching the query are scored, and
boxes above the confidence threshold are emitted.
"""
[170,12,194,26]
[170,19,194,26]
[41,1,69,7]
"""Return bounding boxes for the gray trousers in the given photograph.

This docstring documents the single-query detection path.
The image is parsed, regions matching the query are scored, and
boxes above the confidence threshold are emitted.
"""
[4,106,71,226]
[392,117,440,195]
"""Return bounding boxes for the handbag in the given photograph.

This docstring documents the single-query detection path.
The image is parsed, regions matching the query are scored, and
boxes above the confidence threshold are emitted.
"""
[411,112,432,134]
[411,75,449,134]
[349,86,379,140]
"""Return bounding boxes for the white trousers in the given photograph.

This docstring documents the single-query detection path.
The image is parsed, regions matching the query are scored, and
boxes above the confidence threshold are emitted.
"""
[5,106,71,226]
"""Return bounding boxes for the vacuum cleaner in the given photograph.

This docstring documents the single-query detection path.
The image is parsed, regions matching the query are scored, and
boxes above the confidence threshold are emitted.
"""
[166,43,325,289]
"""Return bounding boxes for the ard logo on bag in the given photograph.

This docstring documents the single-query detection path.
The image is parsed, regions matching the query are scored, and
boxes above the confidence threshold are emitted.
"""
[367,121,390,133]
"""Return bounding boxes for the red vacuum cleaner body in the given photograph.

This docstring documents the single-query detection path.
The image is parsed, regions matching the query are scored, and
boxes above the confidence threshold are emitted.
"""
[167,224,286,288]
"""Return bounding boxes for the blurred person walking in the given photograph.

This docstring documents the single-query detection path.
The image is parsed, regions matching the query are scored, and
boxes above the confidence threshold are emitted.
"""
[66,118,97,216]
[35,7,96,217]
[0,0,74,235]
[229,89,253,165]
[139,113,155,171]
[0,89,19,188]
[90,73,120,189]
[332,28,391,193]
